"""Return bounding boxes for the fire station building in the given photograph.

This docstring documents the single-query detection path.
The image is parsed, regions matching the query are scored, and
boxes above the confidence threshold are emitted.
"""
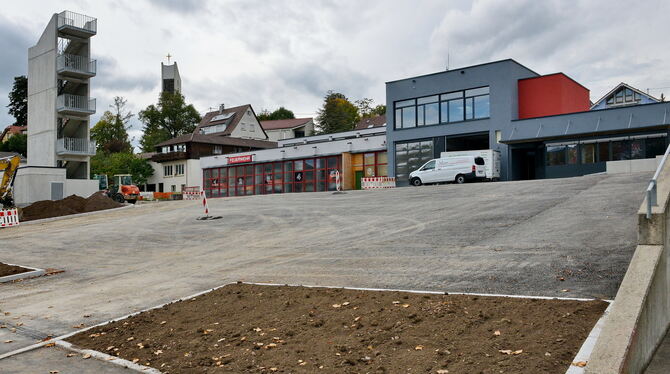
[199,127,387,198]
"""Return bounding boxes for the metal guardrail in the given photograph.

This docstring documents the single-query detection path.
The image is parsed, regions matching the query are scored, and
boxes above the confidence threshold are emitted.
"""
[57,94,96,113]
[56,53,96,75]
[646,144,670,219]
[57,11,97,33]
[56,137,96,156]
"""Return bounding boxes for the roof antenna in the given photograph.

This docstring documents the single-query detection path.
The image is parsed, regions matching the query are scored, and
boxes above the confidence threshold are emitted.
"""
[446,51,450,71]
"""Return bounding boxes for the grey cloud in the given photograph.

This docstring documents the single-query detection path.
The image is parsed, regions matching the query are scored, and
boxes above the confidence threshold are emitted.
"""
[0,15,31,125]
[145,0,205,14]
[95,56,157,92]
[428,0,670,99]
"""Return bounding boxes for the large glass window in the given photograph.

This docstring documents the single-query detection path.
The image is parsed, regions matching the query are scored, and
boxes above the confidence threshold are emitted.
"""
[401,106,416,128]
[611,140,630,160]
[567,144,578,164]
[546,145,566,166]
[630,139,643,159]
[203,156,341,198]
[581,143,596,164]
[417,96,439,126]
[395,86,489,129]
[646,137,667,158]
[448,100,464,122]
[394,99,416,129]
[474,95,490,118]
[395,140,434,185]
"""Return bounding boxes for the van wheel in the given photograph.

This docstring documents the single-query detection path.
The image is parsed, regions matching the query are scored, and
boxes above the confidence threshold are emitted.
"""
[410,178,422,186]
[455,174,466,184]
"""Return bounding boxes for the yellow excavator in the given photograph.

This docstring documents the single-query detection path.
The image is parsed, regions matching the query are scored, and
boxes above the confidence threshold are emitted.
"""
[0,155,21,209]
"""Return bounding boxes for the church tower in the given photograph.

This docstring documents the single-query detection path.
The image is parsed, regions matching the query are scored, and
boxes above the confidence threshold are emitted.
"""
[161,55,181,93]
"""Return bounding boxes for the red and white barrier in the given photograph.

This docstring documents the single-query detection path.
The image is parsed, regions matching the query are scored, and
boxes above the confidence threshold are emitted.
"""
[362,177,396,189]
[201,189,209,215]
[0,209,20,228]
[183,186,201,200]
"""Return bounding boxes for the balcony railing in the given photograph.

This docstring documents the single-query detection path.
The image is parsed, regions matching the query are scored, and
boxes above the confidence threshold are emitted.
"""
[57,53,96,76]
[57,11,97,34]
[56,137,96,156]
[57,94,96,114]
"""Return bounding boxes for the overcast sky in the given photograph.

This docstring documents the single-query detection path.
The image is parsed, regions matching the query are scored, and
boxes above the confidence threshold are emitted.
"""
[1,0,669,147]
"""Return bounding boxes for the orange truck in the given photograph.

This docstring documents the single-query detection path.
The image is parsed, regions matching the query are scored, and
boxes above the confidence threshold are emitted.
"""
[97,174,140,204]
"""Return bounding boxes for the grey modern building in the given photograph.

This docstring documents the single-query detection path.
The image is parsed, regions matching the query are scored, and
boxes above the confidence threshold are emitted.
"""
[385,59,670,184]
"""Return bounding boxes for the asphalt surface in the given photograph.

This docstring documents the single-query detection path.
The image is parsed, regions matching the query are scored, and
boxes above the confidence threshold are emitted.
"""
[0,172,650,371]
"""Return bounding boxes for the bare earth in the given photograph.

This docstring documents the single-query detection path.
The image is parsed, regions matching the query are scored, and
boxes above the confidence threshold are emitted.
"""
[67,283,608,374]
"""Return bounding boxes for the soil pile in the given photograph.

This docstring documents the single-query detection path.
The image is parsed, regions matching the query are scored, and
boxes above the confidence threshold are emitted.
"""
[0,262,30,277]
[83,192,123,212]
[68,283,608,374]
[21,192,123,222]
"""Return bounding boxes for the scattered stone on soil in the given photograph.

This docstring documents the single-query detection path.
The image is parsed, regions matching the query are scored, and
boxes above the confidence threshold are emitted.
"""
[21,192,123,222]
[67,283,608,374]
[0,262,30,278]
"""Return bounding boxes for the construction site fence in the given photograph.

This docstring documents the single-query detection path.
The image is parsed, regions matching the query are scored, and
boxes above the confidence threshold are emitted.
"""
[0,208,20,228]
[362,177,396,189]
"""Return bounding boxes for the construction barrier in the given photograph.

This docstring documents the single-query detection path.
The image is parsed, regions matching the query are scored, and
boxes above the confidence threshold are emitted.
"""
[139,192,154,201]
[0,209,20,228]
[362,177,396,189]
[183,186,201,200]
[153,192,173,200]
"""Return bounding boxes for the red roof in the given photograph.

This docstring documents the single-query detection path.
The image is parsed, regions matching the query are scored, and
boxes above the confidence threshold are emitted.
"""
[260,118,312,130]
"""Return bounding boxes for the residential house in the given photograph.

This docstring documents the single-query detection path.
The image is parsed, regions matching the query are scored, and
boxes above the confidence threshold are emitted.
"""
[591,82,660,110]
[261,118,314,141]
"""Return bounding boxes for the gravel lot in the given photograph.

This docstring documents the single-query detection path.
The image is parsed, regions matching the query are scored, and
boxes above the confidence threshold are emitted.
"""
[0,172,649,372]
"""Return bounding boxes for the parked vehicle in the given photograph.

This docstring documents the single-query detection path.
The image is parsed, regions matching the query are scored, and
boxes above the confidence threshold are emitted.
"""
[440,150,501,181]
[95,174,140,204]
[409,155,485,186]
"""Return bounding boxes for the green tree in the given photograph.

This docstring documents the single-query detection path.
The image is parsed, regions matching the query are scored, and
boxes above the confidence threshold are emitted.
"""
[0,133,27,156]
[257,106,296,121]
[315,91,359,134]
[7,76,27,127]
[91,96,133,154]
[90,152,154,185]
[139,91,201,152]
[355,98,386,119]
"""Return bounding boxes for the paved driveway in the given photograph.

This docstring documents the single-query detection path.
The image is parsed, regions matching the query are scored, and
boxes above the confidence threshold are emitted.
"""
[0,172,650,371]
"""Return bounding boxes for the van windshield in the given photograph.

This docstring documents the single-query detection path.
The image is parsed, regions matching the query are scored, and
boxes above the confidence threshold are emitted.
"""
[421,160,436,171]
[475,157,485,165]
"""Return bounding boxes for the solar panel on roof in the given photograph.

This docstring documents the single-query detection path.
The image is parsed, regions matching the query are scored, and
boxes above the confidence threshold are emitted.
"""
[211,113,234,122]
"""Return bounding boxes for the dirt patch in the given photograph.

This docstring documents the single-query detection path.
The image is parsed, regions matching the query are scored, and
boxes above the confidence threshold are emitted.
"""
[0,262,30,277]
[67,284,607,373]
[21,192,123,222]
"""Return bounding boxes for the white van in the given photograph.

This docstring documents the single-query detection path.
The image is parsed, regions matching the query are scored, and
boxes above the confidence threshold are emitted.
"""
[440,150,501,181]
[409,156,486,186]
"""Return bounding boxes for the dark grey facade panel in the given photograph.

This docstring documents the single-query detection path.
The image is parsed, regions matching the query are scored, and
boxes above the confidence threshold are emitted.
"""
[385,59,538,181]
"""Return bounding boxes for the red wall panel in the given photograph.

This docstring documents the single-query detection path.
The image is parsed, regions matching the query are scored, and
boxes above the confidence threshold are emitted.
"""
[518,73,590,119]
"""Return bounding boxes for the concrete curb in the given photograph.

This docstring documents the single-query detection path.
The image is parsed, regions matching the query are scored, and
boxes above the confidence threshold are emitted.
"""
[19,204,134,226]
[0,282,610,373]
[55,340,161,374]
[0,264,45,283]
[566,303,613,374]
